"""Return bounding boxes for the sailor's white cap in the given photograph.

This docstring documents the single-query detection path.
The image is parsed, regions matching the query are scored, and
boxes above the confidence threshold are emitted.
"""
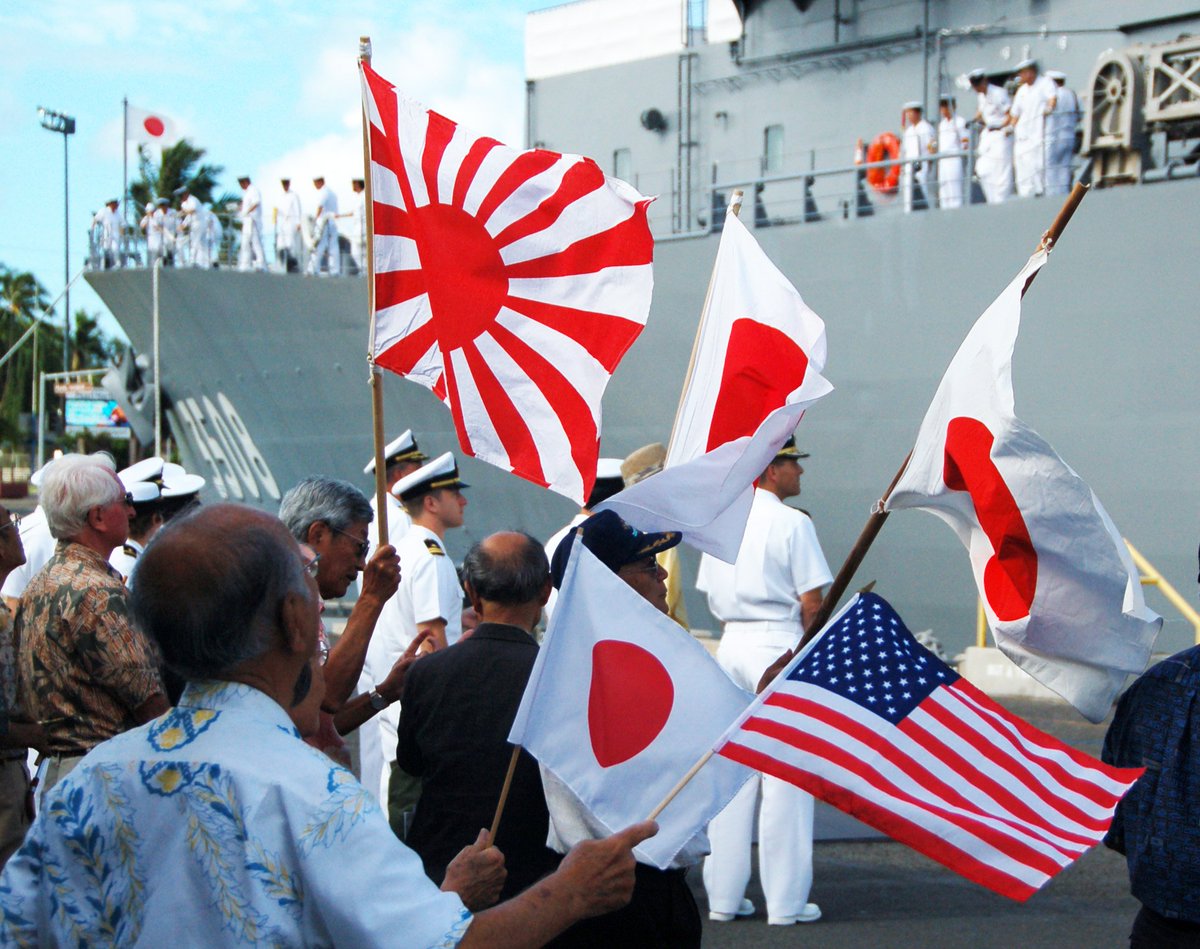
[902,100,924,111]
[161,462,206,499]
[391,452,468,502]
[128,482,161,504]
[596,458,623,482]
[1046,69,1066,80]
[968,67,987,80]
[1016,58,1037,70]
[363,429,427,475]
[119,457,164,490]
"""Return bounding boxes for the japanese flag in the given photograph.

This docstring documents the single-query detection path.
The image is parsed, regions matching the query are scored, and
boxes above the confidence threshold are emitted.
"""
[510,542,753,868]
[126,105,178,146]
[885,249,1161,721]
[599,209,832,561]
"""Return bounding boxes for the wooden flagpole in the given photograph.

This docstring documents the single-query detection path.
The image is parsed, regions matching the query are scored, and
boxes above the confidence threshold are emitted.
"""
[487,746,522,847]
[648,183,1092,821]
[755,181,1091,691]
[359,35,389,548]
[664,190,744,461]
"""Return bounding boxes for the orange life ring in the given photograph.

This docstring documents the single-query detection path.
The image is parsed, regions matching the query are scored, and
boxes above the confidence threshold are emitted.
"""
[865,132,902,194]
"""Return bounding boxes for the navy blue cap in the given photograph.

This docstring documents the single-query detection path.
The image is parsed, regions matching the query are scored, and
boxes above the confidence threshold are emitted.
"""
[551,510,681,589]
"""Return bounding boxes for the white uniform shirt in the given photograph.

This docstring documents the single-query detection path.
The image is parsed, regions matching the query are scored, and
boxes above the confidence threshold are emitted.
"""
[0,508,54,601]
[1047,86,1080,142]
[351,191,366,247]
[179,194,199,224]
[542,512,588,623]
[108,537,145,586]
[313,185,339,233]
[0,680,471,946]
[938,114,970,155]
[277,191,303,246]
[91,207,121,248]
[977,83,1012,129]
[696,489,832,624]
[1010,75,1057,145]
[365,491,412,565]
[902,119,935,161]
[239,184,263,227]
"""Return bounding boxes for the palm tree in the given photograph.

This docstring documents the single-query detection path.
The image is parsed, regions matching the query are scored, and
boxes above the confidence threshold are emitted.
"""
[129,139,227,209]
[71,309,123,371]
[0,267,57,444]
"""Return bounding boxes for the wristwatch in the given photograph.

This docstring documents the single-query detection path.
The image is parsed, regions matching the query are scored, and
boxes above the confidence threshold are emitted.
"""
[368,689,389,711]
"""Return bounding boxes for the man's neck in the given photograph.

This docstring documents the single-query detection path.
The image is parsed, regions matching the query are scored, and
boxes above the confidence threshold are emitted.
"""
[412,514,446,540]
[477,603,541,632]
[67,529,118,560]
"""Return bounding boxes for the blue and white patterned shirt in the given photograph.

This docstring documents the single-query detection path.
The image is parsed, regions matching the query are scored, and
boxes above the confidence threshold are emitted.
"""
[0,680,471,947]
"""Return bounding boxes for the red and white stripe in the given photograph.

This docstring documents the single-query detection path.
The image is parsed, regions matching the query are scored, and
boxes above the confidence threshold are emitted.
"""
[718,678,1140,901]
[360,63,654,503]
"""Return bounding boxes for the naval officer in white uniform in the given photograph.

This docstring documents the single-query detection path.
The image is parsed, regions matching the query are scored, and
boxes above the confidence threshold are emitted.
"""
[109,458,207,586]
[900,101,935,213]
[307,176,340,276]
[937,94,971,209]
[1,464,56,612]
[1006,58,1058,198]
[969,68,1013,204]
[697,436,832,927]
[237,175,266,271]
[1045,70,1079,195]
[357,430,428,801]
[361,453,468,820]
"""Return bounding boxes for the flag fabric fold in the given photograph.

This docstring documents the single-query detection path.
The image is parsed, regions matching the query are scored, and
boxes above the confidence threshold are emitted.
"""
[126,105,177,146]
[715,592,1144,901]
[884,250,1160,722]
[510,542,754,869]
[598,211,832,561]
[360,62,654,504]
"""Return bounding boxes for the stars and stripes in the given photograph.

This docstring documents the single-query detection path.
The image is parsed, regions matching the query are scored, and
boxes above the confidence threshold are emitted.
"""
[716,592,1143,901]
[359,62,654,504]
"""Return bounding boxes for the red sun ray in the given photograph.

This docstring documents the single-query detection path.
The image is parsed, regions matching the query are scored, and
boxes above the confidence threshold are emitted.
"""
[503,295,643,374]
[421,111,457,205]
[504,206,653,279]
[461,342,549,488]
[492,160,606,250]
[452,138,502,210]
[363,66,399,152]
[374,320,437,377]
[488,320,598,499]
[375,268,428,312]
[474,150,563,229]
[439,350,473,457]
[372,202,412,238]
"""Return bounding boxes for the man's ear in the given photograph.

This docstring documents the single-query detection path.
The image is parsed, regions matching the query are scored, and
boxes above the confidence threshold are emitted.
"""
[278,591,314,656]
[463,579,484,615]
[305,521,326,547]
[538,578,552,608]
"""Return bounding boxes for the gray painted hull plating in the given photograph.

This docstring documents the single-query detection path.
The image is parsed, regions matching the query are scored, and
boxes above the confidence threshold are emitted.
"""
[85,178,1200,656]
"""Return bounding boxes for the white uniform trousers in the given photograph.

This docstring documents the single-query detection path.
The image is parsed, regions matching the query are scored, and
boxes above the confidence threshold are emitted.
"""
[189,226,210,268]
[1045,136,1074,195]
[703,620,815,919]
[937,156,964,209]
[1013,137,1046,198]
[976,130,1013,204]
[308,220,341,276]
[238,219,266,271]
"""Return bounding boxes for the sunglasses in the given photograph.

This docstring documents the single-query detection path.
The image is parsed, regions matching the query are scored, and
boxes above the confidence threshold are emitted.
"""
[328,524,369,559]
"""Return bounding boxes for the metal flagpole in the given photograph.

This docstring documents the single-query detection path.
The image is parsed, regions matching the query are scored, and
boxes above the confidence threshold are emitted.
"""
[153,257,163,456]
[359,36,389,548]
[122,97,128,265]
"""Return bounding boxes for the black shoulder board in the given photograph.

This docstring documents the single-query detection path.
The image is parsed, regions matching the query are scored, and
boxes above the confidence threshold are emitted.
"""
[424,539,445,557]
[122,544,139,558]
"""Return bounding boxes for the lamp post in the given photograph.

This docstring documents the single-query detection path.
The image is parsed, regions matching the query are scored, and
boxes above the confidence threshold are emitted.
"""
[37,107,75,374]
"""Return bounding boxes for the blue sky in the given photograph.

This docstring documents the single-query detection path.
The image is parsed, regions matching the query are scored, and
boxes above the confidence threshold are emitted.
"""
[0,0,547,340]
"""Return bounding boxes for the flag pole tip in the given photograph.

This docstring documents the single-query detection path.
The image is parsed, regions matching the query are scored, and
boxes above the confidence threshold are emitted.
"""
[359,36,372,61]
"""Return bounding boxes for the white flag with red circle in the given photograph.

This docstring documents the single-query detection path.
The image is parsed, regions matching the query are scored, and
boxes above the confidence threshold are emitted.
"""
[360,63,654,504]
[126,105,178,146]
[885,249,1161,722]
[510,541,754,869]
[598,209,832,561]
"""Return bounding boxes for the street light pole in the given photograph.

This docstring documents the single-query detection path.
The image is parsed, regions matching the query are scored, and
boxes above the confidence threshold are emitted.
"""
[37,107,76,374]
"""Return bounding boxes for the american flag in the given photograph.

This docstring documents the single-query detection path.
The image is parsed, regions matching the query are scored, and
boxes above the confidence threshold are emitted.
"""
[715,592,1143,900]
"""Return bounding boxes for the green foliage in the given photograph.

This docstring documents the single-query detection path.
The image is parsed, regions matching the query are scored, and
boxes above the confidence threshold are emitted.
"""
[129,139,225,210]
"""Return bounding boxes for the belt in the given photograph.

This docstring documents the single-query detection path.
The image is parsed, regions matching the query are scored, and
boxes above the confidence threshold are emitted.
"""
[48,750,87,759]
[985,125,1007,132]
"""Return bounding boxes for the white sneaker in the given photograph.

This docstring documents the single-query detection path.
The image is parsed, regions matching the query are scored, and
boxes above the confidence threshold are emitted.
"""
[708,898,755,922]
[768,903,822,925]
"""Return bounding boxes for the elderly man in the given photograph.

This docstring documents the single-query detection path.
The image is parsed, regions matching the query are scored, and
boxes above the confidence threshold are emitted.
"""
[0,503,655,946]
[697,436,831,926]
[546,510,703,948]
[0,506,46,868]
[279,477,401,761]
[14,454,168,795]
[399,532,562,901]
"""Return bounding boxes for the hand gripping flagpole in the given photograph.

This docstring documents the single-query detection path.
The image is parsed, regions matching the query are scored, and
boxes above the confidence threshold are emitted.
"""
[754,181,1091,693]
[360,35,389,547]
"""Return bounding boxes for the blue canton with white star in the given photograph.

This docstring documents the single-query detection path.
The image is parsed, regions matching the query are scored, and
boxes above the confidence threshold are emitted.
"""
[785,592,958,725]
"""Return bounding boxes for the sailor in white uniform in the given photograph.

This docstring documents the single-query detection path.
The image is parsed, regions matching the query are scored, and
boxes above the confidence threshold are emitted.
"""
[108,482,162,584]
[969,68,1014,204]
[109,458,207,586]
[1044,70,1079,195]
[204,204,223,267]
[307,176,340,276]
[237,175,266,271]
[0,463,56,610]
[345,178,367,273]
[91,199,122,269]
[275,178,303,273]
[177,186,210,269]
[360,453,468,812]
[698,436,832,927]
[900,101,935,213]
[1006,59,1058,198]
[541,457,624,624]
[937,95,971,209]
[362,430,428,563]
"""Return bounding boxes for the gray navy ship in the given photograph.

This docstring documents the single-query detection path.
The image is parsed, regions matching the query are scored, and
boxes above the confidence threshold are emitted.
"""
[87,0,1200,657]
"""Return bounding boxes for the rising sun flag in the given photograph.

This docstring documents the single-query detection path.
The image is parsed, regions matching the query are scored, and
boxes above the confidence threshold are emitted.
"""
[359,62,655,504]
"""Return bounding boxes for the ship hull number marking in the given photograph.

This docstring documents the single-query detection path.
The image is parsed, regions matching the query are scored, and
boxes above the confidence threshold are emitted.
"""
[171,393,281,502]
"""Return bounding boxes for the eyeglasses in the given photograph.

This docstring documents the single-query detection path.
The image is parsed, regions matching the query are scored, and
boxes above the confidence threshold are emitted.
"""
[301,552,321,578]
[123,492,135,506]
[0,514,19,534]
[621,557,662,577]
[327,523,369,559]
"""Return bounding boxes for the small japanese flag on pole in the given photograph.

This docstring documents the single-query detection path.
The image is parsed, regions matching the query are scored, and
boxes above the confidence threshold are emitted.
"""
[126,105,178,146]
